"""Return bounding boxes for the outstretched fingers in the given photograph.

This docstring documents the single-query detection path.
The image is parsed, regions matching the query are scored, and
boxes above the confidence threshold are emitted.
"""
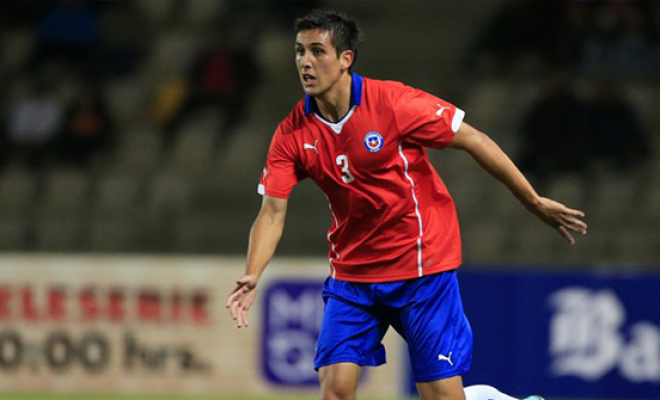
[236,303,246,328]
[554,206,587,244]
[235,290,256,328]
[562,205,585,218]
[226,284,245,325]
[238,299,252,328]
[538,198,587,244]
[226,282,256,328]
[558,226,576,245]
[559,213,588,234]
[225,287,241,309]
[229,294,241,322]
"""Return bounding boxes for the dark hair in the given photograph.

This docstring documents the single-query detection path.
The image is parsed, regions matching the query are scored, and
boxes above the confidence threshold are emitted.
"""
[294,9,362,72]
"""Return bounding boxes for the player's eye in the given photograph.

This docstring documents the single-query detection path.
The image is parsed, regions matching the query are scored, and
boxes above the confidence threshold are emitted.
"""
[313,49,323,55]
[296,48,304,56]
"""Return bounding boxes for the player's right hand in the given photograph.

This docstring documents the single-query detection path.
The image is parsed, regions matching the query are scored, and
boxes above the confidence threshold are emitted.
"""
[226,275,259,329]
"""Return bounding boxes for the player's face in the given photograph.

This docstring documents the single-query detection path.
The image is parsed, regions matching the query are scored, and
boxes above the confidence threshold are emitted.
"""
[295,29,352,97]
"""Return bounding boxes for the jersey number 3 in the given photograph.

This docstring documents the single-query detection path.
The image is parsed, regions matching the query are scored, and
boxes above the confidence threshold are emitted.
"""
[336,155,355,184]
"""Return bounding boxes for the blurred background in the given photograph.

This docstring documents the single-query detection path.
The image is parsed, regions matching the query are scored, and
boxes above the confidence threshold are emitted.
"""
[0,0,659,265]
[0,0,659,399]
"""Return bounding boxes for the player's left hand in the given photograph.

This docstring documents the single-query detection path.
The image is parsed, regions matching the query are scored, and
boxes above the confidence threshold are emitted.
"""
[226,275,259,328]
[532,197,587,245]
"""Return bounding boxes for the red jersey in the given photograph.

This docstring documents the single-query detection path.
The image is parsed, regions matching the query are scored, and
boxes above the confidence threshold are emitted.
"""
[258,74,465,283]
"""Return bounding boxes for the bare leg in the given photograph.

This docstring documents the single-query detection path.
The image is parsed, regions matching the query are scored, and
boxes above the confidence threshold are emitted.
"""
[417,375,466,400]
[318,362,362,400]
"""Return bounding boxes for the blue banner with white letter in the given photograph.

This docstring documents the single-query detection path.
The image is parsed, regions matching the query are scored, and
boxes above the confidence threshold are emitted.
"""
[259,268,660,398]
[405,268,660,399]
[261,279,323,386]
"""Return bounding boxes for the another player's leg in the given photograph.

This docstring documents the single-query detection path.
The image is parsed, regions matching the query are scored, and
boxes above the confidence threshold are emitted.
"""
[417,375,466,400]
[318,362,362,400]
[464,385,544,400]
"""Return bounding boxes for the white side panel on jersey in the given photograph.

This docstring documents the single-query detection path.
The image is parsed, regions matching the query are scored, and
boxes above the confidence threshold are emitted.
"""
[324,193,340,279]
[257,184,265,195]
[398,143,424,277]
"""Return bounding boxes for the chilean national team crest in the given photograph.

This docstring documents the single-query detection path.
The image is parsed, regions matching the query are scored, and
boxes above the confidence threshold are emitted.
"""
[363,131,384,153]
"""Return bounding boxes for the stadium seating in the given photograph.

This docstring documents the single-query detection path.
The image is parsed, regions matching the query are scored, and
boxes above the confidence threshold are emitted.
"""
[0,0,657,268]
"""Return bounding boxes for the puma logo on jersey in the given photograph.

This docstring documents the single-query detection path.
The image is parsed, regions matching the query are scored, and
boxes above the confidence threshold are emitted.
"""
[436,104,448,118]
[304,140,319,154]
[438,351,453,366]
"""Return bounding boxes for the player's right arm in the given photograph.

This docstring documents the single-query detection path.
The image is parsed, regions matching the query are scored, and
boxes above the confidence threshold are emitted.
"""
[226,195,288,328]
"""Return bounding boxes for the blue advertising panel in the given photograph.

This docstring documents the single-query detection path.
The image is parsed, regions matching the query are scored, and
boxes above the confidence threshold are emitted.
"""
[405,268,660,399]
[261,278,374,388]
[261,279,324,386]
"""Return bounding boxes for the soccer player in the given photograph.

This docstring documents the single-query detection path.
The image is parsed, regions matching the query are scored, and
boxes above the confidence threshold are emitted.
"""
[226,9,587,400]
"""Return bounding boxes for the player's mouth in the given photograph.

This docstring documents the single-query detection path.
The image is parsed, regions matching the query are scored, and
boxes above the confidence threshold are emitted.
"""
[302,73,317,86]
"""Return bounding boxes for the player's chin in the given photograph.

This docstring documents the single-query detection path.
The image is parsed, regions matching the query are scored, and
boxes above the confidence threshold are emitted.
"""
[301,81,323,96]
[301,85,317,96]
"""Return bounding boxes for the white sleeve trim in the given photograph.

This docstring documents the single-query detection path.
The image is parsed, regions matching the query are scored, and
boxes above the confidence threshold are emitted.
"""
[257,184,265,196]
[452,108,465,133]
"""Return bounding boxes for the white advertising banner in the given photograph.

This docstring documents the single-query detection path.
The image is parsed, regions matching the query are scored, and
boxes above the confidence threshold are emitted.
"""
[0,255,405,397]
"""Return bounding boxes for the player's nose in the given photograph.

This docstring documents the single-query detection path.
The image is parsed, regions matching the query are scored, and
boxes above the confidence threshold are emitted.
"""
[299,53,312,69]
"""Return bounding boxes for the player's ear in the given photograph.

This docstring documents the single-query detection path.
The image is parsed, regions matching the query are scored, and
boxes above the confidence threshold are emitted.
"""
[340,50,354,72]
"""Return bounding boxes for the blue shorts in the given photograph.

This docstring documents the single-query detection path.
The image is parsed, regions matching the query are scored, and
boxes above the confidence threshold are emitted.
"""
[314,270,472,382]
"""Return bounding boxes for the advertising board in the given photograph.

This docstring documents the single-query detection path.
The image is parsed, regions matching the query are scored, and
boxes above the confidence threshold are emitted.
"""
[404,269,660,399]
[0,255,402,397]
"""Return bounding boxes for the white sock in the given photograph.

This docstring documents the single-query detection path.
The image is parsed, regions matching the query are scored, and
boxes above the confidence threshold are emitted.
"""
[464,385,519,400]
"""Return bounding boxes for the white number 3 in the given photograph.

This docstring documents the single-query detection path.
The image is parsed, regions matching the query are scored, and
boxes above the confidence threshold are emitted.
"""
[336,155,355,183]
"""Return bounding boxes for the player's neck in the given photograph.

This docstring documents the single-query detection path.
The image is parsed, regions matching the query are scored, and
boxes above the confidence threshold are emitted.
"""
[315,72,352,122]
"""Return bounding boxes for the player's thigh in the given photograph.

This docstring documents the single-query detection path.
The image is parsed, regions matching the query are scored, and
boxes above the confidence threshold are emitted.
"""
[397,271,473,382]
[319,362,362,400]
[416,375,466,400]
[315,295,388,369]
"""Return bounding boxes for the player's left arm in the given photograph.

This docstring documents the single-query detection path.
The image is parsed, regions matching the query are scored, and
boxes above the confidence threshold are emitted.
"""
[449,122,587,244]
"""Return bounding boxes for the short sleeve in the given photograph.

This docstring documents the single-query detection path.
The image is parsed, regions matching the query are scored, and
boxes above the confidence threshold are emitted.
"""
[393,85,465,149]
[257,125,305,198]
